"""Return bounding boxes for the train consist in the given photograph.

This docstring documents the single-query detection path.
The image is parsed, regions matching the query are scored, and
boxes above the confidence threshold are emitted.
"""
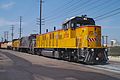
[0,16,108,64]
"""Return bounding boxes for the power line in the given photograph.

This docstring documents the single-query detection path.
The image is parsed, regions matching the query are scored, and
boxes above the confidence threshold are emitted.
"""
[95,11,120,21]
[45,0,93,22]
[74,0,109,16]
[45,0,89,21]
[94,7,120,19]
[44,0,120,25]
[45,0,105,23]
[44,0,74,18]
[49,0,117,21]
[90,0,119,17]
[67,0,100,16]
[45,0,78,20]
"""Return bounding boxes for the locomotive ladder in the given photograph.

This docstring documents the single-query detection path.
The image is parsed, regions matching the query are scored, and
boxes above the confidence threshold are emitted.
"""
[76,37,80,62]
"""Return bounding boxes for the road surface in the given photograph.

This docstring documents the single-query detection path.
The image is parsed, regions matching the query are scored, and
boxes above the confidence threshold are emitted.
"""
[0,49,120,80]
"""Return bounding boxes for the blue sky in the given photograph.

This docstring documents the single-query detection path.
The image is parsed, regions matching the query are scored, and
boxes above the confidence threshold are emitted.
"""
[0,0,120,43]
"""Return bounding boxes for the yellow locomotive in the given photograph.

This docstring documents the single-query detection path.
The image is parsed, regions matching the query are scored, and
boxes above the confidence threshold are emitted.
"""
[12,39,20,51]
[34,15,108,64]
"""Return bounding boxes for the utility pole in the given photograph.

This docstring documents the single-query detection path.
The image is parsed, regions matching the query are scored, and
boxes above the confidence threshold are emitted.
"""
[1,37,3,42]
[6,31,8,41]
[4,31,8,42]
[19,16,22,39]
[4,31,6,41]
[40,0,42,34]
[11,25,14,41]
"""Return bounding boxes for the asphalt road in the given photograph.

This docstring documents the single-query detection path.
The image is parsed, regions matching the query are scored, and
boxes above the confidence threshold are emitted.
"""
[0,49,120,80]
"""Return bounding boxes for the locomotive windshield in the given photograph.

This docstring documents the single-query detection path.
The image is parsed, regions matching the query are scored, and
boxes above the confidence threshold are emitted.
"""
[62,16,95,29]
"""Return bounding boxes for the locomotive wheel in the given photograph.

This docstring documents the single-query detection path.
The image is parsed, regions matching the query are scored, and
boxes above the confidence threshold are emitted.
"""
[83,49,90,63]
[30,50,34,55]
[28,49,31,54]
[68,53,73,62]
[58,52,62,59]
[58,51,63,60]
[52,51,55,58]
[74,53,79,62]
[68,55,72,62]
[83,49,94,64]
[37,49,42,56]
[66,50,74,62]
[68,52,71,62]
[32,50,35,55]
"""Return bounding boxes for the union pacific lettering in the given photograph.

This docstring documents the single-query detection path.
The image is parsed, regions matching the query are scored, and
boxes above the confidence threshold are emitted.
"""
[64,33,69,38]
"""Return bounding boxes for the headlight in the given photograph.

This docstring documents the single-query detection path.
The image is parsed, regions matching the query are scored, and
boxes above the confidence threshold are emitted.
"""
[72,51,74,53]
[91,49,94,51]
[105,49,108,51]
[81,48,84,50]
[96,57,99,60]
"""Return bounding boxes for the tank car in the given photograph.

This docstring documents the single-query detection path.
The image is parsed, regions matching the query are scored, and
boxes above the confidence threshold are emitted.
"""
[0,42,8,49]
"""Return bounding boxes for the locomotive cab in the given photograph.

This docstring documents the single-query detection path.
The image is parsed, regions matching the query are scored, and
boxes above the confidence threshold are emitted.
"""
[62,15,95,30]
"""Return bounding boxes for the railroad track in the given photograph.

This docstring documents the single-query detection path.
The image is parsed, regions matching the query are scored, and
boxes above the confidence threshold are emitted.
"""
[30,50,120,74]
[1,49,120,75]
[41,50,120,74]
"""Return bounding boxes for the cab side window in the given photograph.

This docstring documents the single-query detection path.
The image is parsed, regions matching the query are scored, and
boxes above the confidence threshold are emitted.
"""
[76,24,80,27]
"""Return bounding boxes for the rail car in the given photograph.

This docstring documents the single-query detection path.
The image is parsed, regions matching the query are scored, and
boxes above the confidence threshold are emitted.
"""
[0,42,8,49]
[0,41,12,49]
[12,15,108,64]
[7,41,12,50]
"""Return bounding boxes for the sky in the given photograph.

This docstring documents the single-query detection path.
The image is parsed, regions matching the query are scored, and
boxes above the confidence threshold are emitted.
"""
[0,0,120,43]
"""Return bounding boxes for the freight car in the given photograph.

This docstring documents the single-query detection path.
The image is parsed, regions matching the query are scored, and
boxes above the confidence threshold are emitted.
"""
[7,41,12,50]
[0,42,8,49]
[33,16,108,64]
[0,41,12,49]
